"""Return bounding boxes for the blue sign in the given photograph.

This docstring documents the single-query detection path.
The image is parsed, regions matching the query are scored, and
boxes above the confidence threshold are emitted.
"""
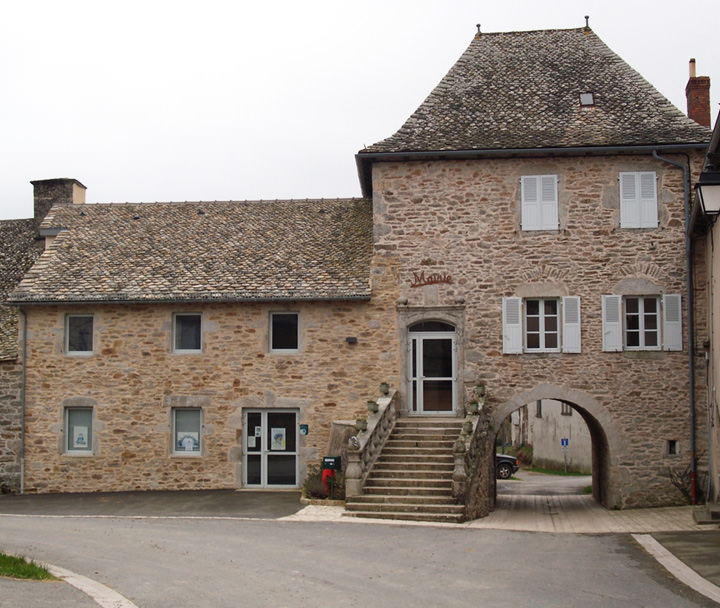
[561,438,569,447]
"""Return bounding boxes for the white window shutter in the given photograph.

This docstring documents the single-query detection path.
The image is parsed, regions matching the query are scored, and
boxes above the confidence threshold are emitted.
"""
[562,296,581,353]
[619,173,640,228]
[663,294,682,351]
[639,172,658,228]
[602,295,623,352]
[521,176,540,231]
[502,297,523,354]
[540,175,559,230]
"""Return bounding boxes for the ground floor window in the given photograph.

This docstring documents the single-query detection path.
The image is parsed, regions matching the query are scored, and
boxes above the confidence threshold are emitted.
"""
[173,408,202,454]
[66,407,93,453]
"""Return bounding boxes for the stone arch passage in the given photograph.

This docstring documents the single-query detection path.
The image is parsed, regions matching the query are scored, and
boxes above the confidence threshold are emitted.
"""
[490,384,624,508]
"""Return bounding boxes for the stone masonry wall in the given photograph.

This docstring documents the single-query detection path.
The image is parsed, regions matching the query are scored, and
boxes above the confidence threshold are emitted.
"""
[372,152,707,508]
[22,294,400,493]
[0,359,22,492]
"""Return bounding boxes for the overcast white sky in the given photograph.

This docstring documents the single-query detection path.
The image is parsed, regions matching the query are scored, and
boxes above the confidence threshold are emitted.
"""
[1,0,718,220]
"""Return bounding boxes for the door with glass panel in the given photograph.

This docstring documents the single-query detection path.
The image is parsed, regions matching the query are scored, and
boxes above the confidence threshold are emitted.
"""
[408,322,457,414]
[244,410,298,487]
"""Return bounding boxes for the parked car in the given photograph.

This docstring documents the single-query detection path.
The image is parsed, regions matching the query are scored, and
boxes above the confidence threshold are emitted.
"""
[495,454,519,479]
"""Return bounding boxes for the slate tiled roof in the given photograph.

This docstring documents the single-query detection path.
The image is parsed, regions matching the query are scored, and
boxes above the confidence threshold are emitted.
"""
[0,219,43,360]
[363,27,710,154]
[10,198,372,304]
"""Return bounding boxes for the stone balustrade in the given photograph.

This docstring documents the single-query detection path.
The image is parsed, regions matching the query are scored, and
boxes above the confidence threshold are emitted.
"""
[453,398,492,519]
[345,389,398,497]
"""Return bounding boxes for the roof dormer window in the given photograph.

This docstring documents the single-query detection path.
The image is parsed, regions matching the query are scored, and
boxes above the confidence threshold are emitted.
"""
[579,92,595,106]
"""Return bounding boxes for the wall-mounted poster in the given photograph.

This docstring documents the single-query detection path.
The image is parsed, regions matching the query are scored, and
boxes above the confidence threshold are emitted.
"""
[176,432,199,452]
[271,428,286,450]
[73,426,88,449]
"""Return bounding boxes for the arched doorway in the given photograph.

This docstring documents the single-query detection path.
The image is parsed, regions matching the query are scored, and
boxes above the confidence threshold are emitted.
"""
[490,385,622,508]
[407,321,457,415]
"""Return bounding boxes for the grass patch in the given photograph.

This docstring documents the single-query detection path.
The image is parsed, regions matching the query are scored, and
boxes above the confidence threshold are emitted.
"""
[0,553,56,580]
[581,485,593,495]
[526,466,590,477]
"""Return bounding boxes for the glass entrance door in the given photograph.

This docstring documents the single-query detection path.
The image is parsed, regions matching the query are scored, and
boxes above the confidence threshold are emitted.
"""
[408,322,457,414]
[244,410,298,487]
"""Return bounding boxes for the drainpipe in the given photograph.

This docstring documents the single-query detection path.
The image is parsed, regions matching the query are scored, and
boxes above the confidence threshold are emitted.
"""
[19,308,27,495]
[653,150,697,504]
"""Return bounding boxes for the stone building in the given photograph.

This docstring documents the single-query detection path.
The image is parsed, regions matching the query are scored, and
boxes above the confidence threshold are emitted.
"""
[2,25,713,518]
[0,178,83,492]
[693,107,720,516]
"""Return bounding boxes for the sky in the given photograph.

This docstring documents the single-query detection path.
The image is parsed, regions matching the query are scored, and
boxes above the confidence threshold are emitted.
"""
[1,0,718,220]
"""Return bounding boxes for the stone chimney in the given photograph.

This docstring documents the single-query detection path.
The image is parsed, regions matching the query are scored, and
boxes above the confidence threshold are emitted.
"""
[30,178,86,226]
[686,58,711,127]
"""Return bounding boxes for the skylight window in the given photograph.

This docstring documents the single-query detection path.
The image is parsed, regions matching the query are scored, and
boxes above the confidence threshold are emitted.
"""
[579,92,595,106]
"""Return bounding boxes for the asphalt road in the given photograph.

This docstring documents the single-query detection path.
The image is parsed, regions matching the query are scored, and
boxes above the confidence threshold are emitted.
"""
[1,515,715,607]
[498,468,592,495]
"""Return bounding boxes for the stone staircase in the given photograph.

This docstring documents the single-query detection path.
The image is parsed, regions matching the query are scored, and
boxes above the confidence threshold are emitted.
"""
[344,417,465,523]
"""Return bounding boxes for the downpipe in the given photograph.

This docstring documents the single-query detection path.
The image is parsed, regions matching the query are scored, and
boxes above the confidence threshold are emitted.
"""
[20,308,27,494]
[653,150,697,504]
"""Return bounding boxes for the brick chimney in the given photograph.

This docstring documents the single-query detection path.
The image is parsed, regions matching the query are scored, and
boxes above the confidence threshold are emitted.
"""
[686,58,711,127]
[30,178,86,226]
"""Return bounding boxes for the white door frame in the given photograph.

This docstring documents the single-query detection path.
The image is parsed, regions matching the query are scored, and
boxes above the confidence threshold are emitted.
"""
[407,329,457,415]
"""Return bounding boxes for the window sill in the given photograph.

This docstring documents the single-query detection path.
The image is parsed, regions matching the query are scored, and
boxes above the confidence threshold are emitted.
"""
[171,452,203,458]
[65,352,94,357]
[62,451,95,457]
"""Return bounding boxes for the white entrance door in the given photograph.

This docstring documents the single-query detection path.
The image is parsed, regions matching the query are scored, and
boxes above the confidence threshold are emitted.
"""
[244,410,298,487]
[408,322,457,414]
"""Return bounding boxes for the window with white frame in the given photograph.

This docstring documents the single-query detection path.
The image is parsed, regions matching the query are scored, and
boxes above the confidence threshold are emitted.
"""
[173,313,202,352]
[65,407,93,453]
[521,174,558,231]
[619,171,658,228]
[602,294,682,352]
[561,402,573,416]
[502,296,581,354]
[270,312,299,352]
[524,299,559,351]
[66,314,94,354]
[173,408,201,454]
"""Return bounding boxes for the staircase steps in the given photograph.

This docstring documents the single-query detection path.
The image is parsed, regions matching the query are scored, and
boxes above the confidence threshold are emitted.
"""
[344,417,465,523]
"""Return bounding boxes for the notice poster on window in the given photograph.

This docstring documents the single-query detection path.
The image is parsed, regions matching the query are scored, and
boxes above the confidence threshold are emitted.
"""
[271,428,286,451]
[73,426,88,449]
[254,426,262,437]
[177,432,199,452]
[247,436,256,449]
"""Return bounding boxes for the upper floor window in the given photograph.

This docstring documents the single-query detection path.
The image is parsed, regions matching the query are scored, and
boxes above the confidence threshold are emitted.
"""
[503,296,581,354]
[619,172,658,228]
[270,312,299,352]
[174,313,202,353]
[521,175,558,231]
[561,402,573,416]
[602,294,681,352]
[66,314,94,354]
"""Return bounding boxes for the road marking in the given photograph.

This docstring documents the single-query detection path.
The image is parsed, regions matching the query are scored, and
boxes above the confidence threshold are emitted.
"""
[632,534,720,604]
[44,563,139,608]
